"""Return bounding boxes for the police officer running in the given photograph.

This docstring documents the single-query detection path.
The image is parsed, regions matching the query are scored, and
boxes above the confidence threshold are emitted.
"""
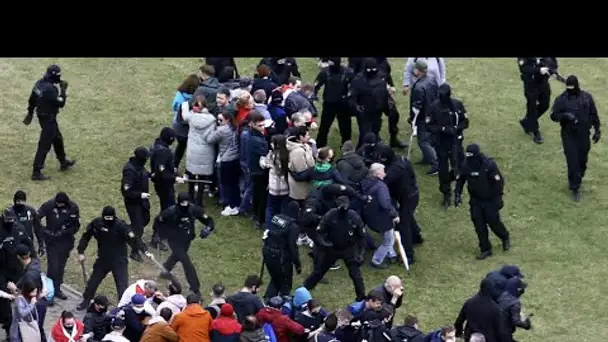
[455,144,511,260]
[549,75,601,201]
[76,206,152,311]
[427,83,469,208]
[517,57,559,144]
[155,192,215,295]
[121,146,152,262]
[262,201,302,300]
[303,196,366,301]
[38,192,80,302]
[24,64,76,181]
[11,190,44,257]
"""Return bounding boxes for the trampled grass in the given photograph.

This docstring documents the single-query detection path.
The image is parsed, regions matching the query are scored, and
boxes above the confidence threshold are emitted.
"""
[0,58,606,341]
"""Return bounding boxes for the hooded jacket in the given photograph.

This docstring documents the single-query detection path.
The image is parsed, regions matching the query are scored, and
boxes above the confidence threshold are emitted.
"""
[485,265,524,300]
[226,291,265,323]
[156,294,187,316]
[83,304,111,342]
[262,150,289,196]
[211,309,243,342]
[390,325,424,342]
[140,316,179,342]
[50,318,86,342]
[256,308,305,342]
[496,278,530,334]
[194,77,222,113]
[206,124,240,163]
[172,91,193,137]
[239,329,268,342]
[336,153,368,184]
[287,136,315,200]
[121,305,153,342]
[171,304,213,342]
[181,102,217,175]
[281,287,312,318]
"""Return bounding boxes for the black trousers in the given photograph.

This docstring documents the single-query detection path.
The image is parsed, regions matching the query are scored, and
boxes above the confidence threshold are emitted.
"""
[164,239,200,293]
[436,141,464,194]
[386,96,400,138]
[154,181,176,212]
[173,136,187,169]
[263,248,293,299]
[521,81,551,133]
[252,173,268,225]
[561,130,590,190]
[186,171,213,208]
[303,247,365,301]
[316,101,352,148]
[82,257,129,302]
[396,193,419,261]
[356,111,383,148]
[470,199,510,252]
[33,117,67,172]
[47,243,73,291]
[125,201,150,252]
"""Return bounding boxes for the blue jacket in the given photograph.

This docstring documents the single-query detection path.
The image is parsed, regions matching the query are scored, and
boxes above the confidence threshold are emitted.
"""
[172,91,193,124]
[268,104,287,134]
[252,77,278,100]
[247,129,269,175]
[361,177,398,232]
[281,287,312,318]
[240,128,251,169]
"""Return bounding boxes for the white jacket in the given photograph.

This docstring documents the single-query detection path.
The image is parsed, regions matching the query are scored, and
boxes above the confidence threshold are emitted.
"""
[117,279,156,316]
[100,332,130,342]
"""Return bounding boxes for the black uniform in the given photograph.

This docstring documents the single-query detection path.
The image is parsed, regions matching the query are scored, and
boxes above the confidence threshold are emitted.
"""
[156,192,215,294]
[409,68,439,172]
[313,58,355,147]
[38,192,80,296]
[377,145,422,263]
[349,58,392,148]
[517,57,558,143]
[427,83,469,207]
[258,57,301,85]
[303,197,366,301]
[262,201,301,299]
[496,278,531,342]
[205,58,240,82]
[121,146,151,260]
[549,75,601,201]
[77,206,148,305]
[25,64,75,180]
[12,190,44,256]
[455,144,510,260]
[151,128,178,211]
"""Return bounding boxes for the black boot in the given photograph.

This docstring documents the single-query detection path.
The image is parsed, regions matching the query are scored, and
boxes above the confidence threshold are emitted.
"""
[55,290,68,300]
[76,299,91,311]
[442,193,451,209]
[129,252,143,263]
[149,236,168,251]
[519,119,530,134]
[31,171,50,181]
[571,189,581,202]
[476,250,493,260]
[502,238,511,251]
[390,136,408,149]
[60,159,76,171]
[533,131,543,144]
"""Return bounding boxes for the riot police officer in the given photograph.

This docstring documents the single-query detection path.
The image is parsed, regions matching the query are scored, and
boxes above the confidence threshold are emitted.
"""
[121,146,152,262]
[155,192,215,295]
[550,75,601,201]
[455,144,511,260]
[11,190,44,256]
[76,206,151,310]
[24,64,76,181]
[262,201,302,300]
[303,196,366,301]
[517,57,558,144]
[427,83,469,208]
[38,192,80,300]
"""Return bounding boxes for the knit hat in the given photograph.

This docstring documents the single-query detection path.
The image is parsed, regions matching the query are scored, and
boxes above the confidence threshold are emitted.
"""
[414,60,428,72]
[268,296,284,309]
[341,141,355,154]
[131,294,146,305]
[55,192,70,205]
[221,303,234,317]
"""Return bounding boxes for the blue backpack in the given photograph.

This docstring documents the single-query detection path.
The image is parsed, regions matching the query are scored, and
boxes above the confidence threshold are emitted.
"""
[263,323,277,342]
[41,274,54,301]
[347,301,365,316]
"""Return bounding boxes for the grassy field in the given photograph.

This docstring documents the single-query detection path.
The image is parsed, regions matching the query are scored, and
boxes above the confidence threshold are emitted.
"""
[0,58,606,341]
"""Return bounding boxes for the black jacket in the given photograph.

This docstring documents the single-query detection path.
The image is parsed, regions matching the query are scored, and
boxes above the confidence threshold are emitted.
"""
[77,217,146,261]
[384,155,418,204]
[150,138,176,184]
[496,292,529,335]
[390,325,425,342]
[206,57,240,81]
[38,199,80,245]
[313,66,354,103]
[0,221,35,281]
[11,204,43,249]
[427,85,469,148]
[517,57,557,84]
[27,77,67,117]
[317,208,365,251]
[156,204,211,243]
[121,158,151,207]
[349,72,390,114]
[550,89,600,133]
[83,304,111,342]
[336,153,368,185]
[455,155,504,201]
[263,214,301,269]
[285,91,317,117]
[409,75,438,126]
[348,58,394,87]
[259,57,301,85]
[372,284,403,329]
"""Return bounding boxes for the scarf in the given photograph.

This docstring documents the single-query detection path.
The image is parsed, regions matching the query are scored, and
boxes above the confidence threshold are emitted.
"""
[61,324,78,342]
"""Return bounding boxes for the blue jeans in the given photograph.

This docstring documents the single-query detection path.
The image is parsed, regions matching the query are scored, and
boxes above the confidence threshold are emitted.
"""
[220,160,241,208]
[265,194,289,228]
[372,229,397,265]
[417,124,438,168]
[239,166,252,213]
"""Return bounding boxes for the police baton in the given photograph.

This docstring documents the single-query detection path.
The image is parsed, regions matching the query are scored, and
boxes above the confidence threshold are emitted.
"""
[393,231,410,273]
[79,259,88,288]
[406,110,421,160]
[258,253,266,282]
[148,254,179,285]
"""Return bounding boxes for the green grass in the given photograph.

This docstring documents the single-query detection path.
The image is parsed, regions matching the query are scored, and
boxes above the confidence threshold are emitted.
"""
[1,58,607,341]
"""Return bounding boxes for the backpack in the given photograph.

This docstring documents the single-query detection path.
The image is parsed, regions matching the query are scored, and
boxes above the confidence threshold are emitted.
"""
[41,273,54,301]
[263,323,278,342]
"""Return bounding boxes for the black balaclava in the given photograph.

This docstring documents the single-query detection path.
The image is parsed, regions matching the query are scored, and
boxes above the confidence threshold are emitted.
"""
[566,75,580,96]
[363,58,378,77]
[13,190,27,211]
[44,64,62,84]
[376,143,395,165]
[329,57,341,72]
[505,277,527,298]
[285,201,300,221]
[479,278,494,297]
[363,132,377,146]
[3,208,16,231]
[133,146,150,168]
[336,196,350,212]
[465,144,483,170]
[438,83,454,109]
[160,127,176,146]
[55,192,70,208]
[177,192,190,215]
[102,206,116,227]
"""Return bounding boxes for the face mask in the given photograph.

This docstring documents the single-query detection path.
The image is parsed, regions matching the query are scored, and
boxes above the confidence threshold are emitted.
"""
[56,202,66,208]
[168,138,175,146]
[179,204,189,214]
[13,203,25,210]
[63,324,74,330]
[3,221,14,229]
[132,306,144,314]
[103,217,114,227]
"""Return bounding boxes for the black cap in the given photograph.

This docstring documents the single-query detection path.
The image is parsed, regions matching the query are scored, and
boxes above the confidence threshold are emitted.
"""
[335,196,350,209]
[102,206,116,217]
[177,192,189,205]
[110,317,126,329]
[566,75,579,89]
[160,127,176,143]
[55,192,70,205]
[15,244,31,257]
[465,143,481,156]
[46,64,61,76]
[212,283,225,297]
[13,190,26,202]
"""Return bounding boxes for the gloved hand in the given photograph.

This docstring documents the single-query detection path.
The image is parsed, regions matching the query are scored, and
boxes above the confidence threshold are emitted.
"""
[442,126,456,136]
[523,316,532,330]
[295,265,302,275]
[199,226,212,239]
[407,116,413,125]
[59,80,68,90]
[593,129,601,143]
[38,245,45,257]
[454,193,462,207]
[141,192,151,200]
[540,67,550,75]
[23,113,33,125]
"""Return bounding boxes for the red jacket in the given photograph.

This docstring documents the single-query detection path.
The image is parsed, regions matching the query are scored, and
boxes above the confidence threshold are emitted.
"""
[50,318,85,342]
[256,308,305,342]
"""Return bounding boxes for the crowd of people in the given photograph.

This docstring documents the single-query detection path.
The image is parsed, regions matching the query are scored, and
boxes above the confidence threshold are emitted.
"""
[1,56,599,342]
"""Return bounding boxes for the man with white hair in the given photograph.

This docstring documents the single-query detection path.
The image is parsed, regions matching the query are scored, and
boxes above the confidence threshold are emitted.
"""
[372,275,404,329]
[118,279,163,311]
[471,332,486,342]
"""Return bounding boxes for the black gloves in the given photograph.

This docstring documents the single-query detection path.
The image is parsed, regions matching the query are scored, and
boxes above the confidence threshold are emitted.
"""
[454,193,462,207]
[593,129,601,143]
[295,265,302,275]
[199,226,212,239]
[407,116,413,125]
[522,316,532,330]
[562,112,578,125]
[23,113,33,125]
[38,245,45,257]
[442,126,456,136]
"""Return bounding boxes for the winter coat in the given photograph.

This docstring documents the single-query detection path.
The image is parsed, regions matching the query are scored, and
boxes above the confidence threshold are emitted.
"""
[140,316,179,342]
[285,91,317,117]
[211,316,242,342]
[287,137,315,200]
[156,294,187,316]
[171,91,193,138]
[50,318,86,342]
[390,325,425,342]
[253,103,272,120]
[239,329,268,342]
[264,150,290,196]
[83,304,111,342]
[9,295,38,342]
[171,304,213,342]
[485,265,524,300]
[206,125,240,163]
[336,153,368,185]
[121,305,153,342]
[251,77,278,101]
[372,283,403,329]
[361,177,399,233]
[181,103,217,175]
[194,77,222,113]
[226,292,264,323]
[246,129,269,176]
[101,332,131,342]
[281,287,312,318]
[256,308,305,342]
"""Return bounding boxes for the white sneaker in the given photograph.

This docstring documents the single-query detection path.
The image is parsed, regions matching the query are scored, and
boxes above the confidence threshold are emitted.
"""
[221,206,231,216]
[225,207,239,216]
[307,237,314,249]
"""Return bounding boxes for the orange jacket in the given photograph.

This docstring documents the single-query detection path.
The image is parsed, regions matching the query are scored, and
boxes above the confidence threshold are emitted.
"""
[171,304,213,342]
[140,317,179,342]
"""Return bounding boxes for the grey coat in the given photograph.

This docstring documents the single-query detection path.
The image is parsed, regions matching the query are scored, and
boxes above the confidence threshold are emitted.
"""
[10,295,39,342]
[205,124,239,163]
[182,103,217,175]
